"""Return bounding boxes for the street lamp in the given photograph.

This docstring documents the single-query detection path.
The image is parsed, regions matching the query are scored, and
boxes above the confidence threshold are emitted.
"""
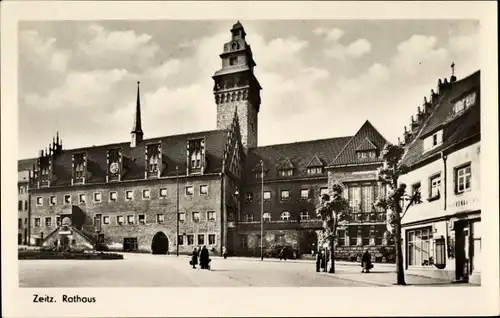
[260,160,264,261]
[176,165,180,257]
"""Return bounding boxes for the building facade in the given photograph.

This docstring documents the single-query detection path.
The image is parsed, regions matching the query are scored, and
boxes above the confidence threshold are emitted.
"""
[18,22,394,260]
[399,70,481,284]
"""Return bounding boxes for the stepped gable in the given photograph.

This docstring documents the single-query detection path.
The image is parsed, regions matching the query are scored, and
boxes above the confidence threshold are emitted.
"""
[329,120,387,166]
[244,136,352,181]
[402,71,480,167]
[35,129,228,186]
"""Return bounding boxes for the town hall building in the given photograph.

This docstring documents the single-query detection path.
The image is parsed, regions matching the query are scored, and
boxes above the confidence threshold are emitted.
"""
[18,22,395,260]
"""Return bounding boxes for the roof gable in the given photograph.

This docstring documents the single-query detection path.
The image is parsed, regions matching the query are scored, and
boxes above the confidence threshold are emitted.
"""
[330,120,387,166]
[306,154,324,167]
[277,158,294,170]
[355,137,378,152]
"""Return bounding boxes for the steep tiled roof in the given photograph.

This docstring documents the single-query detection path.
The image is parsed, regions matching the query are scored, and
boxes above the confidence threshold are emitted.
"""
[330,120,387,166]
[244,136,352,182]
[25,130,228,185]
[402,71,480,167]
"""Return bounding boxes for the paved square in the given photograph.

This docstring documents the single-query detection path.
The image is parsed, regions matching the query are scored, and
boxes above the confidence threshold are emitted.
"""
[19,253,471,287]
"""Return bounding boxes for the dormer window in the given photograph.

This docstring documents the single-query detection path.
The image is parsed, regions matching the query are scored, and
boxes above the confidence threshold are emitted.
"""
[188,138,205,174]
[424,130,443,152]
[453,91,477,115]
[146,143,161,178]
[357,151,377,159]
[278,169,293,177]
[307,167,323,175]
[73,153,85,184]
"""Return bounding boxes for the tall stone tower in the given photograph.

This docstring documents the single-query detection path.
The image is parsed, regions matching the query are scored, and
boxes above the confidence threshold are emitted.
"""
[213,21,262,151]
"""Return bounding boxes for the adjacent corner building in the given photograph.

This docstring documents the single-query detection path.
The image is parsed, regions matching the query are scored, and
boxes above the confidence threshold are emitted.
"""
[399,70,481,284]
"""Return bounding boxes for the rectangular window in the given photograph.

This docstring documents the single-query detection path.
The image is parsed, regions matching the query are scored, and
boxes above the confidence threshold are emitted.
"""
[126,190,133,201]
[56,216,61,226]
[239,235,248,248]
[407,227,432,266]
[280,190,290,200]
[156,214,164,224]
[198,234,205,245]
[185,186,194,195]
[179,212,186,222]
[50,196,56,206]
[127,215,135,225]
[24,200,28,210]
[79,193,86,204]
[18,218,22,229]
[362,185,373,212]
[109,191,117,202]
[456,164,471,193]
[18,200,23,210]
[207,211,216,221]
[300,189,309,199]
[159,188,167,198]
[412,183,422,204]
[64,194,71,204]
[36,197,43,206]
[192,212,200,222]
[138,214,146,225]
[142,189,150,200]
[117,215,124,225]
[229,56,237,66]
[200,185,208,195]
[245,192,253,203]
[187,235,194,245]
[429,174,441,198]
[34,218,41,227]
[208,234,216,245]
[263,191,271,201]
[178,235,184,245]
[45,217,52,227]
[300,211,310,221]
[348,186,361,213]
[103,216,110,225]
[94,214,102,227]
[94,192,102,203]
[307,167,322,175]
[279,169,293,177]
[244,213,254,222]
[337,229,345,246]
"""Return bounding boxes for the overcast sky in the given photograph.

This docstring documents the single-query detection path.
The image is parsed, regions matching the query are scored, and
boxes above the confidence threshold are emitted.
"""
[18,20,479,159]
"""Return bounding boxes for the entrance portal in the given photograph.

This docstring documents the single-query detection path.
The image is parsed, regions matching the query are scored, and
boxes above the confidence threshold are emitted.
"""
[151,232,169,255]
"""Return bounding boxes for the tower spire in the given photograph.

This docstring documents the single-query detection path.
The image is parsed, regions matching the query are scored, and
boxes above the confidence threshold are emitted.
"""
[131,81,144,147]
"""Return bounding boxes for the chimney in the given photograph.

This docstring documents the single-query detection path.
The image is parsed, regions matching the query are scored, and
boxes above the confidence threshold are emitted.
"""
[450,62,457,83]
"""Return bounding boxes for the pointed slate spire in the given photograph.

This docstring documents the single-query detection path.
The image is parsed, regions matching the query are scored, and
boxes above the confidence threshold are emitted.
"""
[131,81,144,147]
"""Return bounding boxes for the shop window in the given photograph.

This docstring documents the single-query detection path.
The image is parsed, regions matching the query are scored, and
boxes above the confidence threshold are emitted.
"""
[407,227,433,266]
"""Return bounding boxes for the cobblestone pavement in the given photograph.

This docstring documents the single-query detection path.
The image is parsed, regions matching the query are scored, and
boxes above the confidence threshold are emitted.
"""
[18,253,474,287]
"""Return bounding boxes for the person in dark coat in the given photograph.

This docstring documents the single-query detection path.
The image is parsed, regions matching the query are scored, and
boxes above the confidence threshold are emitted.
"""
[222,246,228,259]
[190,247,198,269]
[361,249,373,273]
[279,247,287,261]
[200,245,210,269]
[316,250,323,272]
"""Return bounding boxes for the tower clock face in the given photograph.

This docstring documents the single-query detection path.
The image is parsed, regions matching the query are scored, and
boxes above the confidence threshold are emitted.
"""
[110,162,119,174]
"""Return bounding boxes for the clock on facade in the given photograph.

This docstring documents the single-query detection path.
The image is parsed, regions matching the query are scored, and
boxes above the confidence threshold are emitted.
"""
[109,162,120,174]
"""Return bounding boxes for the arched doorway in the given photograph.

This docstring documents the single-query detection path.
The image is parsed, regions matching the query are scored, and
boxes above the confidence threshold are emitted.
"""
[151,232,169,255]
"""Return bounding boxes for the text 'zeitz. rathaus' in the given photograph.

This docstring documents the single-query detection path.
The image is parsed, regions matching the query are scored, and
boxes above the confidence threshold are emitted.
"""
[18,22,481,284]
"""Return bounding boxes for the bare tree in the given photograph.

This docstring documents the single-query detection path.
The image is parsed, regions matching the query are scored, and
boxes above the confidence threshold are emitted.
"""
[316,184,349,273]
[376,144,421,285]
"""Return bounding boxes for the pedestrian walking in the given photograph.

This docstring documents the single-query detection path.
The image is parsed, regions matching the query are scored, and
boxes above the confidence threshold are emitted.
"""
[279,247,287,261]
[190,247,198,269]
[200,245,210,270]
[361,249,373,273]
[222,246,228,259]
